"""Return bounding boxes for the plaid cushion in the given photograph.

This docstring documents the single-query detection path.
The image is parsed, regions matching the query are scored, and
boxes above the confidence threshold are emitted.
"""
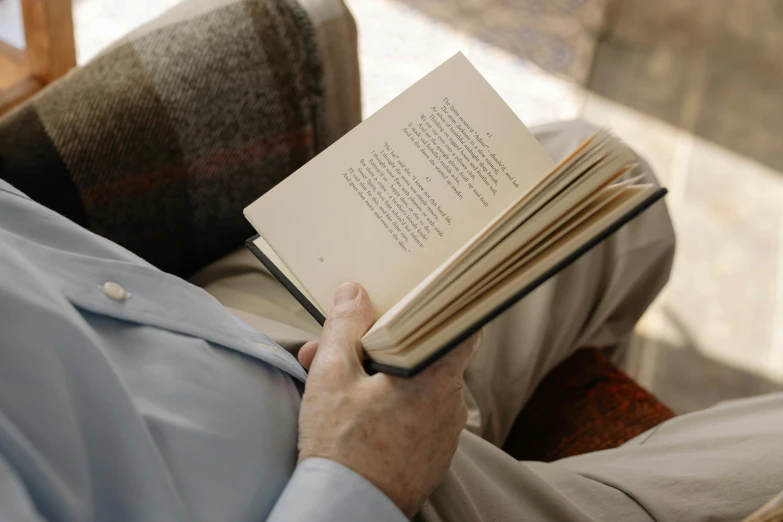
[0,0,325,277]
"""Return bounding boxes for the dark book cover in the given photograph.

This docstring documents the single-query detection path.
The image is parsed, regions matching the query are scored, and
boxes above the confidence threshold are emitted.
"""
[246,188,667,377]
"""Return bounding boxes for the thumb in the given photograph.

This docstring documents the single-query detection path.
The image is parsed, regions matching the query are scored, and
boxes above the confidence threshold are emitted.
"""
[309,282,375,377]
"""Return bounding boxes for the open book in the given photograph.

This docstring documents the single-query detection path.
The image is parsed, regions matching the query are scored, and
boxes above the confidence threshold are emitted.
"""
[244,53,666,377]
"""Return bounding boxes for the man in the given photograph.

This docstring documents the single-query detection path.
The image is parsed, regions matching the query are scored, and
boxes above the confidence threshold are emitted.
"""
[0,121,781,522]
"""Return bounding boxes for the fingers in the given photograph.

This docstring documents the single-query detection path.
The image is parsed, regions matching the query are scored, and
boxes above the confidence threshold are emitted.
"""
[306,283,479,383]
[298,340,319,370]
[309,282,375,377]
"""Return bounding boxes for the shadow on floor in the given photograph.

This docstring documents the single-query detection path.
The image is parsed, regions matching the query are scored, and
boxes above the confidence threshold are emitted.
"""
[388,0,606,85]
[589,0,783,175]
[391,0,783,174]
[622,332,783,415]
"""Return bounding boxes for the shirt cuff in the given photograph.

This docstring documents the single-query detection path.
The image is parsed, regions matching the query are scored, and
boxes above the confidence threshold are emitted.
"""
[267,458,407,522]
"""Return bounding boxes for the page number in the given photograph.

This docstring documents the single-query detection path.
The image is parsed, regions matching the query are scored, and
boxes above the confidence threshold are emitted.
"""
[318,257,325,263]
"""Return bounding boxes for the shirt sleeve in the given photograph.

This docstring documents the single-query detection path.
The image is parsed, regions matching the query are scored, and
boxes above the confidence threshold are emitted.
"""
[267,458,407,522]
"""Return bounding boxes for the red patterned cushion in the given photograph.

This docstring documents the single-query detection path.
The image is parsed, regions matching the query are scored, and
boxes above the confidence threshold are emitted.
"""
[502,348,675,462]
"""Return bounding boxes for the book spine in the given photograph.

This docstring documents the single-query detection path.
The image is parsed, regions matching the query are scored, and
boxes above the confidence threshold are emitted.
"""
[245,236,327,325]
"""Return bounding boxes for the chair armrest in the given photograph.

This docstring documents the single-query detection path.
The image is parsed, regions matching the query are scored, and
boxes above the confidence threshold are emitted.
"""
[0,0,359,277]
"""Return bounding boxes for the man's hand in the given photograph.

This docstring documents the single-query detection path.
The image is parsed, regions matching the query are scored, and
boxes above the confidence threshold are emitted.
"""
[297,282,480,518]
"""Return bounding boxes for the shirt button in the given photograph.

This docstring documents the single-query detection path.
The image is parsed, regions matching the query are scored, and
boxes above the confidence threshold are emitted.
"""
[255,342,277,352]
[100,281,131,302]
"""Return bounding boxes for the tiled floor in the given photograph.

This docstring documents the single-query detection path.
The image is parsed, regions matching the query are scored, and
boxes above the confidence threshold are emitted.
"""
[2,0,782,413]
[347,0,783,412]
[386,0,607,85]
[587,0,783,411]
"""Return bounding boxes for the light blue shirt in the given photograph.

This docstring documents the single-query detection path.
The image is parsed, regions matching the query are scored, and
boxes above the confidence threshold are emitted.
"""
[0,180,405,522]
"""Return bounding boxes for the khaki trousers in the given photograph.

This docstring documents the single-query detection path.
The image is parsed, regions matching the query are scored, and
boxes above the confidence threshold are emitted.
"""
[191,121,783,521]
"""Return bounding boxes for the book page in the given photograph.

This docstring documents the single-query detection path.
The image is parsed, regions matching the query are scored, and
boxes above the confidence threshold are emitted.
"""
[250,236,325,317]
[244,53,554,316]
[367,185,659,366]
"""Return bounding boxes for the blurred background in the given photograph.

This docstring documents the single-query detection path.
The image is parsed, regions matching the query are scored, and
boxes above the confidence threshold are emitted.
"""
[2,0,782,413]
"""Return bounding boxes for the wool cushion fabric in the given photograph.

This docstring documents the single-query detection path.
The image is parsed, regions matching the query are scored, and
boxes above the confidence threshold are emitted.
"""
[0,0,325,278]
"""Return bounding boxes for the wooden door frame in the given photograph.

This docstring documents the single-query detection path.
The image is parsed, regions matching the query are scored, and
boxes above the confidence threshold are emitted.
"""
[0,0,76,116]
